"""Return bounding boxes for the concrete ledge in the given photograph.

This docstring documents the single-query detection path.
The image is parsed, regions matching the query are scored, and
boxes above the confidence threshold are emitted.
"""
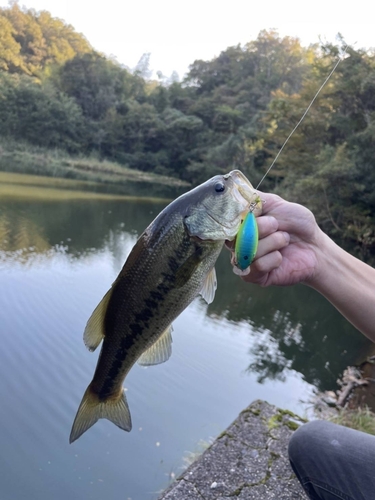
[158,400,308,499]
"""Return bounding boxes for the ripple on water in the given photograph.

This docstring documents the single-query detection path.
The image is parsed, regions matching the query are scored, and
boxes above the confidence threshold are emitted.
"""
[0,194,367,500]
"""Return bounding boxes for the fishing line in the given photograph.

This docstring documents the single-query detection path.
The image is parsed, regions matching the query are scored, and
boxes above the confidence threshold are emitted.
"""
[256,44,349,190]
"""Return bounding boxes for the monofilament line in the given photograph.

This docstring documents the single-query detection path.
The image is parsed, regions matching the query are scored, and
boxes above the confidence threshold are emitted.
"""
[256,45,349,190]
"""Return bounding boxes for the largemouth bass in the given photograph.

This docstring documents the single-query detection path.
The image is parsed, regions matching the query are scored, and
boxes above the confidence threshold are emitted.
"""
[70,170,262,443]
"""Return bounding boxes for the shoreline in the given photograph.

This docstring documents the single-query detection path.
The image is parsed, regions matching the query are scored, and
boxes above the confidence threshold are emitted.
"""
[0,140,190,192]
[0,171,173,202]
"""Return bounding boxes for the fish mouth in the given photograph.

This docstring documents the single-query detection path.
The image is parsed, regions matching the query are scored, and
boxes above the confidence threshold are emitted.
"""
[228,170,262,215]
[201,170,262,241]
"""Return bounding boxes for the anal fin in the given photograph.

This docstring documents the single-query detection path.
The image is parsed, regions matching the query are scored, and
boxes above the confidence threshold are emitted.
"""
[137,325,173,366]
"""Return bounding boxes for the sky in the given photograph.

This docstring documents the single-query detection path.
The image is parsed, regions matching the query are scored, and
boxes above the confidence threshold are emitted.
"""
[1,0,375,78]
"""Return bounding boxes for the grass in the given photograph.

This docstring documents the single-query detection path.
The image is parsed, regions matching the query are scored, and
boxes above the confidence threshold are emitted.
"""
[0,138,190,189]
[0,171,171,202]
[181,437,215,470]
[328,406,375,436]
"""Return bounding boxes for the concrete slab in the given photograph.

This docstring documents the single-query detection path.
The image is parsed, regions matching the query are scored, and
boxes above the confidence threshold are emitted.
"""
[158,400,308,499]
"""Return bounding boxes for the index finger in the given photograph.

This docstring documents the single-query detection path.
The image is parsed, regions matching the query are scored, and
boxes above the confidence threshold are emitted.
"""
[256,191,285,216]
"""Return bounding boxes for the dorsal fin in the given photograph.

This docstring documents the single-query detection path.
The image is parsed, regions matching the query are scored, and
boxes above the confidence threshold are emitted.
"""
[199,267,217,304]
[83,289,112,352]
[137,325,173,366]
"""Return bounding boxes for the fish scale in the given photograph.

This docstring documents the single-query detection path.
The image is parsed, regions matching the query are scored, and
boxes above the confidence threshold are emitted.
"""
[94,231,221,399]
[70,170,261,443]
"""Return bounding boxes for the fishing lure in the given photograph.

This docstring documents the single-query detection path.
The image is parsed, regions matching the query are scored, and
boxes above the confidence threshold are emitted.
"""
[233,211,259,275]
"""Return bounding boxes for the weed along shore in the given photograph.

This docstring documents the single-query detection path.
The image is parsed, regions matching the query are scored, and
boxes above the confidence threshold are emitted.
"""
[0,140,189,195]
[0,171,175,202]
[158,400,307,500]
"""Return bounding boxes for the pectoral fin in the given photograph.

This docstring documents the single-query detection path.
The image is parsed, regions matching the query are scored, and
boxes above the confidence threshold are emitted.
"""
[199,267,217,304]
[137,325,173,366]
[83,289,112,352]
[174,247,204,288]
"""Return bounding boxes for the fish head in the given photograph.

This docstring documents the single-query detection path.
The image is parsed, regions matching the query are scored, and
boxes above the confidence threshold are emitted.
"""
[183,170,262,241]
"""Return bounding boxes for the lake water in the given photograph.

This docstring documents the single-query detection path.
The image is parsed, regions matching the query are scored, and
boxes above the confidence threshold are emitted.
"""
[0,174,370,500]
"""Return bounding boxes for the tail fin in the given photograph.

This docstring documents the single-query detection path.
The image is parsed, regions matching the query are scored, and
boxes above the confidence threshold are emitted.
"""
[69,385,132,443]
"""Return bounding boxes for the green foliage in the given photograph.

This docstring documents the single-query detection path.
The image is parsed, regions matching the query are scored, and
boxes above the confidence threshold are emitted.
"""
[255,42,375,259]
[56,53,142,120]
[0,138,189,191]
[0,5,375,259]
[0,3,91,76]
[0,13,24,72]
[329,407,375,436]
[0,72,84,151]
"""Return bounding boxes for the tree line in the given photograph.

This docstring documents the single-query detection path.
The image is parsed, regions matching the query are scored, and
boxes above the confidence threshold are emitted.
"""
[1,3,375,259]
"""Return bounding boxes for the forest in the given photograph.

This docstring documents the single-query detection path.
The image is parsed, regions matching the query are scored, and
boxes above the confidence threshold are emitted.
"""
[1,3,375,259]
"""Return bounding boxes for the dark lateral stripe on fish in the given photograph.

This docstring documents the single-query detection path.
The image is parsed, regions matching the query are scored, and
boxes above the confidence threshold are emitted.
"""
[157,282,170,293]
[100,332,142,398]
[99,288,173,399]
[167,256,180,273]
[134,307,154,324]
[149,291,164,302]
[98,236,196,399]
[144,298,158,309]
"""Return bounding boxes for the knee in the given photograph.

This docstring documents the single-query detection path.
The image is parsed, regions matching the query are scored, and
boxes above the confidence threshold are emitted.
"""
[288,420,332,465]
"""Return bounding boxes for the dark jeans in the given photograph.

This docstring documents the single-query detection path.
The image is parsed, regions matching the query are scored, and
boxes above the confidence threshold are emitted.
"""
[288,420,375,500]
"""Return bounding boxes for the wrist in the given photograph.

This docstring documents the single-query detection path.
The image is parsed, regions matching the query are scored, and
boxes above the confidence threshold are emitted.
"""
[304,228,338,291]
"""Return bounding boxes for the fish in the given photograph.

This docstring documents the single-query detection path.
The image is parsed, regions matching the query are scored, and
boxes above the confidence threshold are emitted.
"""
[69,170,262,443]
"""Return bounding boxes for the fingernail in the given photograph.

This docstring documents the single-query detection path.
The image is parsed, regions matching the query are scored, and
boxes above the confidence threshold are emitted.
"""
[282,232,290,244]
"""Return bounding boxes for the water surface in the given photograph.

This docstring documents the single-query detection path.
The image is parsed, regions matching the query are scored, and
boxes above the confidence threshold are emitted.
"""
[0,176,369,500]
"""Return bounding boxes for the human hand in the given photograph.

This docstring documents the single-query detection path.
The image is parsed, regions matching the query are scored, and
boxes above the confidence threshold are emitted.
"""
[228,192,375,339]
[236,192,323,287]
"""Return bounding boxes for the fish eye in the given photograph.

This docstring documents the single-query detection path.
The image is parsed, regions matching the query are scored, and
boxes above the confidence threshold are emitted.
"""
[214,181,225,193]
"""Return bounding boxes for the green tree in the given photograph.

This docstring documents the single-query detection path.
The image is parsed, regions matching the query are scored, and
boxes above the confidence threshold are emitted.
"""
[0,72,84,151]
[57,53,144,120]
[256,42,375,259]
[0,3,92,76]
[0,13,25,72]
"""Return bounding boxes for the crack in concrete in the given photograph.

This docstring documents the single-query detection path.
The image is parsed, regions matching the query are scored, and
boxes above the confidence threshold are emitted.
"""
[182,477,207,500]
[158,400,306,499]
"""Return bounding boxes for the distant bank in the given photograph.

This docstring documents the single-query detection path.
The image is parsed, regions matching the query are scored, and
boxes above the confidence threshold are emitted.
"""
[0,139,189,199]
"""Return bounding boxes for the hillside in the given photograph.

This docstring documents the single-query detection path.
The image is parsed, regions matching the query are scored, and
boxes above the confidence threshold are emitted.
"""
[1,4,375,259]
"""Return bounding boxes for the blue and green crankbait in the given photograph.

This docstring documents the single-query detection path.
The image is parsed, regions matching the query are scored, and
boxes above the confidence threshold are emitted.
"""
[234,211,259,274]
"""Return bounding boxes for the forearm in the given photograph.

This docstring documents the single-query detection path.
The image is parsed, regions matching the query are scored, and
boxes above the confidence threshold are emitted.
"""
[246,193,375,340]
[308,230,375,342]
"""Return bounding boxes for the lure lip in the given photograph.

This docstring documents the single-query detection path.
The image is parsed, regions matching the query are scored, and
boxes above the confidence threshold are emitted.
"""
[233,264,251,276]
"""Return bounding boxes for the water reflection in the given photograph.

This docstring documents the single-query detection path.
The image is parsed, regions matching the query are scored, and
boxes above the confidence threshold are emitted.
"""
[210,250,371,390]
[0,197,166,258]
[0,196,369,394]
[0,191,370,499]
